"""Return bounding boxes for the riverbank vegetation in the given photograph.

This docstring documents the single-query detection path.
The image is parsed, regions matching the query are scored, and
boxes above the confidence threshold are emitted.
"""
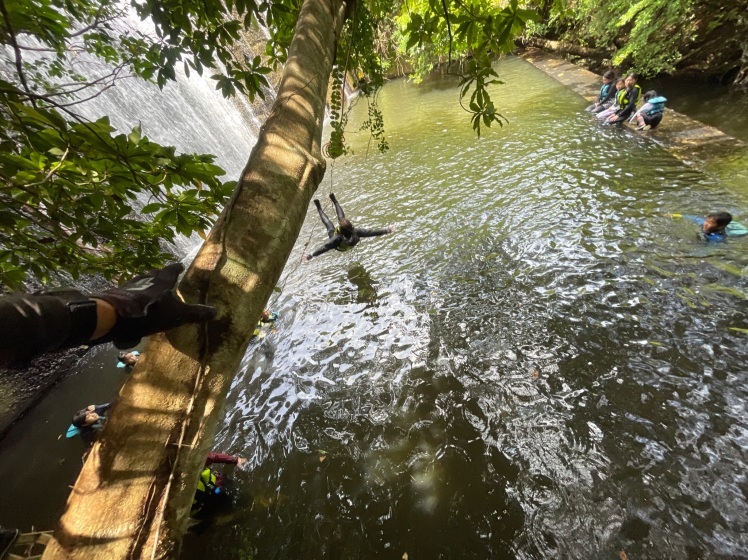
[522,0,748,87]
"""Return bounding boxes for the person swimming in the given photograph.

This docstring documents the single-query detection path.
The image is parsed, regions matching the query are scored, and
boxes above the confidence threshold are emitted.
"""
[252,309,279,338]
[66,403,112,446]
[117,350,139,369]
[667,211,748,241]
[302,193,395,261]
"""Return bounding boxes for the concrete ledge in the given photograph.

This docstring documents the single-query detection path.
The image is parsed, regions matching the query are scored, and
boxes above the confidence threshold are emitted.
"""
[519,48,744,165]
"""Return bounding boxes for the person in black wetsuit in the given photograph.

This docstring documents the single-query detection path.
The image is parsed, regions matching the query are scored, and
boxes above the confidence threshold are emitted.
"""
[606,72,642,125]
[67,403,112,447]
[302,193,395,262]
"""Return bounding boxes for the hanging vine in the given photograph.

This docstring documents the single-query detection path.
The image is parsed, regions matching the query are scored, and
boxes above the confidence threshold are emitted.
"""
[326,2,389,160]
[327,63,350,159]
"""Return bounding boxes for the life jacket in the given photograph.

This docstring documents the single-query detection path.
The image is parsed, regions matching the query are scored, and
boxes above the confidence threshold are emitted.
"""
[620,84,642,108]
[192,468,218,515]
[598,82,613,102]
[644,96,667,116]
[614,88,627,107]
[333,226,355,252]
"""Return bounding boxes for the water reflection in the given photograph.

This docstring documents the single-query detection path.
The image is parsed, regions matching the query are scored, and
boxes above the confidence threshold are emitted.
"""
[346,263,379,307]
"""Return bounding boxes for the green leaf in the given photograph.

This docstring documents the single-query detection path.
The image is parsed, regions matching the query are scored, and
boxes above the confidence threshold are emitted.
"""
[141,203,162,213]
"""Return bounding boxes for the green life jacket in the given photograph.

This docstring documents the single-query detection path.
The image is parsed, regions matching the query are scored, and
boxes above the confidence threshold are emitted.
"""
[334,226,353,252]
[614,88,627,107]
[620,84,641,108]
[192,468,218,515]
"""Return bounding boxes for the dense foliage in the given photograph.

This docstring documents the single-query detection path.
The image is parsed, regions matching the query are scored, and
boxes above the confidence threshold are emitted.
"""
[0,0,539,289]
[527,0,748,78]
[0,0,304,288]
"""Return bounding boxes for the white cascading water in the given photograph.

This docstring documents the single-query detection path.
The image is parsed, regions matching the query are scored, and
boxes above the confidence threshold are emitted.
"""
[59,11,272,257]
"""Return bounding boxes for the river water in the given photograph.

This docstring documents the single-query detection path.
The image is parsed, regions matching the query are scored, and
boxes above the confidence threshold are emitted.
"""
[180,57,748,559]
[3,56,748,559]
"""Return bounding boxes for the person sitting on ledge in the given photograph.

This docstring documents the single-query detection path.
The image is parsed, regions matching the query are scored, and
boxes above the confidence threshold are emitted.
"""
[605,73,641,125]
[586,70,617,114]
[631,90,667,131]
[302,193,395,262]
[595,78,626,122]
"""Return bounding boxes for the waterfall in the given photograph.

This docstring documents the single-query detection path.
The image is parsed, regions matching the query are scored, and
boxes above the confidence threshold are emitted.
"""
[73,13,264,179]
[63,12,274,258]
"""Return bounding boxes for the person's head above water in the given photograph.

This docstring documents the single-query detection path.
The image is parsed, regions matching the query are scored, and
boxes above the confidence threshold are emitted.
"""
[118,351,138,366]
[702,212,732,234]
[339,218,355,238]
[72,405,100,428]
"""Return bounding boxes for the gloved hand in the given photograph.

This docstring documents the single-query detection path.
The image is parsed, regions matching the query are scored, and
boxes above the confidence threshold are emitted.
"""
[91,263,216,349]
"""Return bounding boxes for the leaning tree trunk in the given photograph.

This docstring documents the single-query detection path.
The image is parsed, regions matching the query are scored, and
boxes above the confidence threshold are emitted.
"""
[42,0,347,557]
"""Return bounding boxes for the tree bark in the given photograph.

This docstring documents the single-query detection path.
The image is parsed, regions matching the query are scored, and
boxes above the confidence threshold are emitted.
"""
[521,37,613,59]
[42,0,347,557]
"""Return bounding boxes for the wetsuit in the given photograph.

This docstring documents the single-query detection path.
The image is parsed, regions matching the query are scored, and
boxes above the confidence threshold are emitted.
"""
[609,84,642,123]
[309,196,391,259]
[0,291,97,367]
[586,81,616,113]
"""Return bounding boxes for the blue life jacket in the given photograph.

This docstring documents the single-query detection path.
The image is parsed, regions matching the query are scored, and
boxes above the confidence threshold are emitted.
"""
[644,96,667,117]
[598,83,613,102]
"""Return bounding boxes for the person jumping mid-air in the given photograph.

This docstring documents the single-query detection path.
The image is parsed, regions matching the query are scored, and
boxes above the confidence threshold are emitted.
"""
[302,193,395,262]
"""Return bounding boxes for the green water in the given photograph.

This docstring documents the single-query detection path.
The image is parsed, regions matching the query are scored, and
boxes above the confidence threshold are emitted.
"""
[182,57,748,559]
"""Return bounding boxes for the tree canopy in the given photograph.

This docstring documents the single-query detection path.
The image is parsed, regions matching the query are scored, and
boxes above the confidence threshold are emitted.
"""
[524,0,748,79]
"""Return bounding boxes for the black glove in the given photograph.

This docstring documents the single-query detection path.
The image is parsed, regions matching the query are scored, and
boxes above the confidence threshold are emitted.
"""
[91,263,216,349]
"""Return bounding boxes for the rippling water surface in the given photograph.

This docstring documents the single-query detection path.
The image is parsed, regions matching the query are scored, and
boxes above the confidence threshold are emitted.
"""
[183,56,748,559]
[153,58,748,559]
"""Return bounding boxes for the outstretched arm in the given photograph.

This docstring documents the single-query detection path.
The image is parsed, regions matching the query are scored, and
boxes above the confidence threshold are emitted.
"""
[303,237,341,261]
[355,225,395,238]
[206,452,247,467]
[0,293,98,367]
[0,263,216,368]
